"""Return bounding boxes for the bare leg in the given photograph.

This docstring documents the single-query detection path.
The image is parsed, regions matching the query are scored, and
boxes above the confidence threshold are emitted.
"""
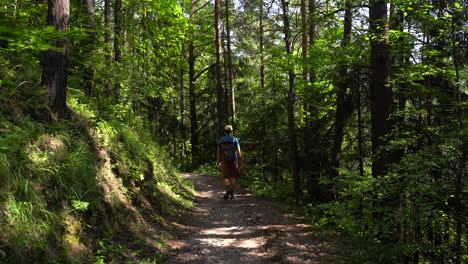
[229,178,236,192]
[229,178,236,199]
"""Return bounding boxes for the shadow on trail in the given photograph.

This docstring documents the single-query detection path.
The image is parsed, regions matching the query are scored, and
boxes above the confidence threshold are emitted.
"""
[162,173,324,264]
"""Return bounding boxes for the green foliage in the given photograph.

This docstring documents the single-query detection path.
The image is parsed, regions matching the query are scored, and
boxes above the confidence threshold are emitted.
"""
[0,90,195,263]
[0,122,59,263]
[313,123,466,263]
[1,0,466,262]
[194,162,221,177]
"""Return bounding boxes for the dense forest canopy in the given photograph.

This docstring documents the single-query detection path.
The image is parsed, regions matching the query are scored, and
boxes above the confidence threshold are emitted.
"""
[0,0,466,263]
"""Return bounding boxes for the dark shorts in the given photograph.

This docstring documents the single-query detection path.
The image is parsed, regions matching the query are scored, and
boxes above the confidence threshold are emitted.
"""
[221,162,238,179]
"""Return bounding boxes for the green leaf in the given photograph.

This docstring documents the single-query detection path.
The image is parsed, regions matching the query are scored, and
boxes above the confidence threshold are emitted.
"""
[71,200,89,211]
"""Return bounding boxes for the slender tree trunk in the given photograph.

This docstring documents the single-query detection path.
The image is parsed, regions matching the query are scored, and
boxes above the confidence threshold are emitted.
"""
[306,0,317,122]
[114,0,122,63]
[180,54,187,168]
[303,0,320,201]
[42,0,70,118]
[369,0,392,178]
[104,0,111,64]
[308,0,316,55]
[225,0,236,130]
[281,0,301,205]
[389,3,407,164]
[215,0,225,136]
[222,29,230,126]
[82,0,96,96]
[330,0,352,183]
[259,1,265,103]
[369,0,393,242]
[301,0,311,125]
[301,0,309,87]
[114,0,122,98]
[259,1,270,182]
[452,12,464,264]
[84,0,96,42]
[357,70,364,177]
[189,0,199,160]
[273,74,278,182]
[103,0,112,97]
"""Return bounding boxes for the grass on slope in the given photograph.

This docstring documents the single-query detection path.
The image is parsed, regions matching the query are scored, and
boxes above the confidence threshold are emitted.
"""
[0,95,195,264]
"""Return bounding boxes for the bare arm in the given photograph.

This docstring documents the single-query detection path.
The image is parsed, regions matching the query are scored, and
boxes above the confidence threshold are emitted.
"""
[237,146,242,166]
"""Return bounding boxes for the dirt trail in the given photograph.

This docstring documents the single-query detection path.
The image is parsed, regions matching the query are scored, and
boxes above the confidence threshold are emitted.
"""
[162,173,326,264]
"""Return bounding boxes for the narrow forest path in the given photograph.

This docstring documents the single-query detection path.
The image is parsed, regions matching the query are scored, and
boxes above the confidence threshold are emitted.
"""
[162,173,327,264]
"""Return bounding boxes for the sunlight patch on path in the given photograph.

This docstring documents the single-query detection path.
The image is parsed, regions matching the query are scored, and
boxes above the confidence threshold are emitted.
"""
[162,173,324,264]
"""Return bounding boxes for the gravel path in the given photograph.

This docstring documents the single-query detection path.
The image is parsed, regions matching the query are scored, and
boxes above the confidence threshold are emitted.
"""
[162,173,326,264]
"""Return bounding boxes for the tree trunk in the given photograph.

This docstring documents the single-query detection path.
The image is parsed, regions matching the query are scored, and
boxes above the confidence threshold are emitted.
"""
[369,0,392,178]
[259,1,265,103]
[308,0,316,43]
[281,0,301,205]
[357,70,364,177]
[301,0,311,123]
[102,0,112,97]
[84,0,96,43]
[307,0,317,122]
[215,0,225,136]
[189,0,199,159]
[453,14,464,264]
[301,0,309,86]
[113,0,122,98]
[180,57,187,169]
[104,0,111,64]
[273,75,279,182]
[42,0,70,118]
[369,0,393,242]
[330,0,352,183]
[114,0,122,63]
[82,0,96,96]
[225,0,236,130]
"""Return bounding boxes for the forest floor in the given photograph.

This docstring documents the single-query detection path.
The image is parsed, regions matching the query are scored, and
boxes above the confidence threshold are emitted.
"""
[161,173,331,264]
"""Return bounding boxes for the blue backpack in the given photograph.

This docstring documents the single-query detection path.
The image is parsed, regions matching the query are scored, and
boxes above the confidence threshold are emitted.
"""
[219,137,238,163]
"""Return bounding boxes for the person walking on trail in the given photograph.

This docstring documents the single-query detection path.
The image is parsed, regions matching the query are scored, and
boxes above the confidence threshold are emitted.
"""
[217,125,242,200]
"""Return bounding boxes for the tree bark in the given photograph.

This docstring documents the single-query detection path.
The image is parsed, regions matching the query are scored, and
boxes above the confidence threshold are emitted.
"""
[215,0,225,136]
[42,0,70,118]
[301,0,309,85]
[114,0,122,63]
[225,0,236,130]
[369,0,393,242]
[308,0,317,43]
[259,1,265,103]
[189,0,199,159]
[453,13,464,264]
[102,0,112,97]
[84,0,96,42]
[113,0,122,98]
[281,0,301,205]
[357,70,364,177]
[330,0,352,182]
[306,0,317,122]
[82,0,96,96]
[104,0,111,64]
[180,55,187,168]
[369,0,392,178]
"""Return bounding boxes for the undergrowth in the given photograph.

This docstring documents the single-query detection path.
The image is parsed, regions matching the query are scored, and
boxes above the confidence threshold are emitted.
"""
[0,93,195,263]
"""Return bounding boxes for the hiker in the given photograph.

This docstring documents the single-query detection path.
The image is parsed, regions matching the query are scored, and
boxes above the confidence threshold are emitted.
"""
[217,125,242,200]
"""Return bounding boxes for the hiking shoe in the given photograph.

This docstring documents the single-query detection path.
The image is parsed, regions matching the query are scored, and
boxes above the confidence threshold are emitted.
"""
[230,192,235,200]
[223,192,229,200]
